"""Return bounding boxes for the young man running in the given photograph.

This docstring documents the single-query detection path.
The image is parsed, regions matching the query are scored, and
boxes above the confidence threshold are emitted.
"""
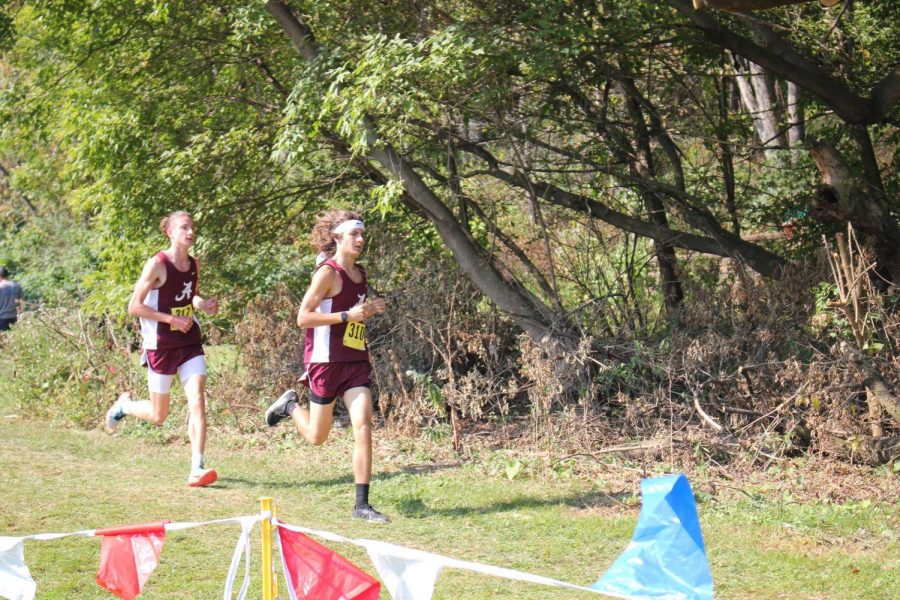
[104,210,219,487]
[265,209,389,522]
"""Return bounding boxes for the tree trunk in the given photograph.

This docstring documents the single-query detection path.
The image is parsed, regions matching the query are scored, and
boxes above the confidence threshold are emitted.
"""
[732,55,783,161]
[717,75,740,235]
[808,138,900,284]
[623,91,685,313]
[786,81,804,164]
[369,146,562,342]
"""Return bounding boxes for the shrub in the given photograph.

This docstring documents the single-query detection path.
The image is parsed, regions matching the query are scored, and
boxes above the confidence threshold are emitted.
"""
[0,309,142,427]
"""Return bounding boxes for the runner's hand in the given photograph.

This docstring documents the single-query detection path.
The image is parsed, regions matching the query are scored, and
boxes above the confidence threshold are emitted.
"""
[368,298,386,315]
[348,304,368,322]
[199,298,219,315]
[169,315,193,333]
[348,298,384,322]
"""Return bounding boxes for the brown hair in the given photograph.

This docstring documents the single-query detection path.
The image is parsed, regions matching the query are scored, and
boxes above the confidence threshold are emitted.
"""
[310,209,361,258]
[159,210,193,238]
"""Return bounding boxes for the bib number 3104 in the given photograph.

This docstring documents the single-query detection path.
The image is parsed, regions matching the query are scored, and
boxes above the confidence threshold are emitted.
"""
[343,321,366,351]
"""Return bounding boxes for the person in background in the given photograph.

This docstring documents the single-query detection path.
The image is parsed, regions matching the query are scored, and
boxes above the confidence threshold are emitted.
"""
[265,209,389,522]
[104,210,220,487]
[0,266,23,332]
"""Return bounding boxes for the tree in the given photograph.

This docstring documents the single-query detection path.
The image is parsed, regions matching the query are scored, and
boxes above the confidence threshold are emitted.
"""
[667,0,899,282]
[1,0,896,342]
[693,0,841,10]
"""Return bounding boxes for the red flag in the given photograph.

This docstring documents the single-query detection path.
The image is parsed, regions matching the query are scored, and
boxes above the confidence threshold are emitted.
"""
[95,521,169,600]
[278,526,380,600]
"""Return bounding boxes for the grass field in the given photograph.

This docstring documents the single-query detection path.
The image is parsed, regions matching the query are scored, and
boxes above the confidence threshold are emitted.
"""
[1,403,898,599]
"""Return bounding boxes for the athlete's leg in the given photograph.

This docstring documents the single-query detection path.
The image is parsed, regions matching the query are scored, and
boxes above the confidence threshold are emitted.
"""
[183,373,217,486]
[105,372,172,431]
[178,355,216,486]
[126,369,174,425]
[344,386,387,521]
[182,373,208,458]
[290,399,335,446]
[343,386,373,485]
[177,355,209,459]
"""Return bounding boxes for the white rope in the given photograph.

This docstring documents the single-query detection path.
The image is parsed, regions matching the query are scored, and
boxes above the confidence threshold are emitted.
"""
[222,516,259,600]
[273,520,629,598]
[8,514,639,600]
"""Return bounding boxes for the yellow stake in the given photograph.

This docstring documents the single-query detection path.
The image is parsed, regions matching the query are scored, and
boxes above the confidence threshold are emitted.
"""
[260,497,277,600]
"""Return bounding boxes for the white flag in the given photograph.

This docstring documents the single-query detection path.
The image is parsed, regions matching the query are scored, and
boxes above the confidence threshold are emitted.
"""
[363,540,443,600]
[0,537,36,600]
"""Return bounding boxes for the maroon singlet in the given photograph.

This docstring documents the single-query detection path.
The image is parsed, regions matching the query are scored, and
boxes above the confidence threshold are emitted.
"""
[303,258,369,364]
[139,252,202,351]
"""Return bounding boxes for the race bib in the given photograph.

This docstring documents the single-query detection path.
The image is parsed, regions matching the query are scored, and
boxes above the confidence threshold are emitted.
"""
[170,304,194,330]
[343,321,366,350]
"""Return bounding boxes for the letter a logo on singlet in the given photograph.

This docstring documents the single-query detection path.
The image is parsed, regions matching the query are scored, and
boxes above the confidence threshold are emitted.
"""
[175,281,193,302]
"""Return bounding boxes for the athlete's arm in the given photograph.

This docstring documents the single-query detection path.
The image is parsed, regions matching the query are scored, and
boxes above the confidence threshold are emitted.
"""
[295,265,373,327]
[297,266,342,328]
[191,257,219,315]
[127,256,193,333]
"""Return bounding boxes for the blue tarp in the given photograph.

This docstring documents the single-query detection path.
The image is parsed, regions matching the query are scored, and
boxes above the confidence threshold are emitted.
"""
[591,474,714,600]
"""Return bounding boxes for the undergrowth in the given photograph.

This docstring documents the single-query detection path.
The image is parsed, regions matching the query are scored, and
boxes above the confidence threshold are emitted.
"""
[1,256,898,479]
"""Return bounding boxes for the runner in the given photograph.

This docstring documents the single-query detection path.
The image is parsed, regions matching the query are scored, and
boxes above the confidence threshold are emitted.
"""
[265,209,389,522]
[104,210,219,487]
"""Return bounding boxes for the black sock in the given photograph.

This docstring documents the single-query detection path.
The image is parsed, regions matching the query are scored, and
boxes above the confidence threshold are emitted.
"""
[355,483,369,509]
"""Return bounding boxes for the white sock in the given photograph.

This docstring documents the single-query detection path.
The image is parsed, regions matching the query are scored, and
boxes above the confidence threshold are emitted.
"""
[191,454,204,471]
[120,399,134,416]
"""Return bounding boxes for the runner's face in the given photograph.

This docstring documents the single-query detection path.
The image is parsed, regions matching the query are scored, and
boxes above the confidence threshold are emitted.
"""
[336,228,364,257]
[168,217,195,248]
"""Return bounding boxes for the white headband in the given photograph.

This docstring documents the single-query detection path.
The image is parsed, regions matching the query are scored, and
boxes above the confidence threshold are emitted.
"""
[332,219,365,236]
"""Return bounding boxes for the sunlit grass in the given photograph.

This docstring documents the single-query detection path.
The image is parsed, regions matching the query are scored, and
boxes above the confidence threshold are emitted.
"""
[1,415,897,599]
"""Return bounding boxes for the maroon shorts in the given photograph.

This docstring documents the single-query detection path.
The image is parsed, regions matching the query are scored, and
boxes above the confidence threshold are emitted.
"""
[144,345,205,376]
[300,361,371,404]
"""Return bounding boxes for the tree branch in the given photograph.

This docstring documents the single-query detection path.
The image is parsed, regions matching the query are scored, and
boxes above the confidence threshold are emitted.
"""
[668,0,897,124]
[463,136,783,270]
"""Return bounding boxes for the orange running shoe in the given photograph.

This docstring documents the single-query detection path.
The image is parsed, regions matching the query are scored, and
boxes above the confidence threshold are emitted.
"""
[187,468,218,487]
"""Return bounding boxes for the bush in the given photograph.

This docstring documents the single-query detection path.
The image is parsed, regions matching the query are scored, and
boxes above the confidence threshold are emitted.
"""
[220,254,525,439]
[0,309,141,427]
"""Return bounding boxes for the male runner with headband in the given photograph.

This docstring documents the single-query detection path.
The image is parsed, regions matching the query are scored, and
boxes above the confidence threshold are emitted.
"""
[265,209,389,522]
[104,210,220,487]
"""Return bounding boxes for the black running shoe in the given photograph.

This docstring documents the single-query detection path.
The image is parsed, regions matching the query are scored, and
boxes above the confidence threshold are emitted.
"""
[265,389,298,427]
[352,504,390,523]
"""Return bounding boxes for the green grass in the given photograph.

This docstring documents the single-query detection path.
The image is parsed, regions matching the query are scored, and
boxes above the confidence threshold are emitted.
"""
[1,414,897,598]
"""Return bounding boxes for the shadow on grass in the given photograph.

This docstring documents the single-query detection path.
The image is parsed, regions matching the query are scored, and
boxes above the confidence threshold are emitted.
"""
[394,490,634,519]
[217,459,634,519]
[216,461,461,490]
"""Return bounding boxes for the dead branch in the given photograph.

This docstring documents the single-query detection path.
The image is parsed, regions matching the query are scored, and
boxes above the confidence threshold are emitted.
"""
[693,392,725,432]
[838,342,900,425]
